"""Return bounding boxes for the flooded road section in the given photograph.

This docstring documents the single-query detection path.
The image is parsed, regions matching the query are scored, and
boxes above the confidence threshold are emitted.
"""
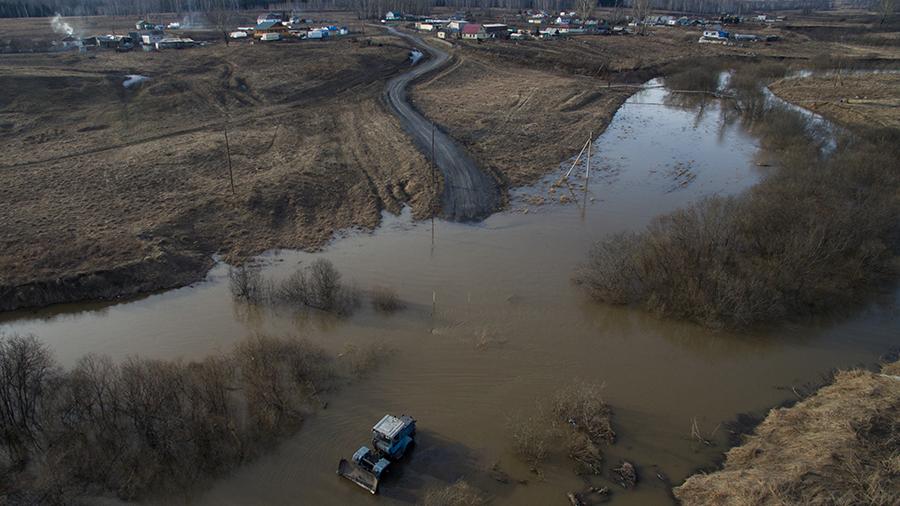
[3,81,898,505]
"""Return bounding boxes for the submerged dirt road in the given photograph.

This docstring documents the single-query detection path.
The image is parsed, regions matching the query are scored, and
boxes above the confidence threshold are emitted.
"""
[383,27,500,221]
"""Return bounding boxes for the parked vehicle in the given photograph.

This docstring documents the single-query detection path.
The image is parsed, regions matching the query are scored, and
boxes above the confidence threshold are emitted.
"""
[337,414,416,494]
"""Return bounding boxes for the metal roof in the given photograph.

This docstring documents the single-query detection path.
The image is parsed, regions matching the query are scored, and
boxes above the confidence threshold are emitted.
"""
[256,20,282,29]
[373,414,405,439]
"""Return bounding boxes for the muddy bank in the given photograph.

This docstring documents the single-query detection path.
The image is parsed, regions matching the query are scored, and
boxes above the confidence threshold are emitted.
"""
[674,359,900,505]
[0,248,211,312]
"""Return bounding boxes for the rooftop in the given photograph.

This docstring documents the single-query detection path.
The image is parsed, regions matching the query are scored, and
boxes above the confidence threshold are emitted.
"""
[373,414,405,439]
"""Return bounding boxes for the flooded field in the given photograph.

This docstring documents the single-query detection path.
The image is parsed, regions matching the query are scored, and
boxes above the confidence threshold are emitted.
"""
[3,80,898,505]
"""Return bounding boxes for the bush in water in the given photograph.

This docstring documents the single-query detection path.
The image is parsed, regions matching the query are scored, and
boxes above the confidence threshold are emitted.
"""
[0,333,337,501]
[576,65,900,329]
[230,258,362,317]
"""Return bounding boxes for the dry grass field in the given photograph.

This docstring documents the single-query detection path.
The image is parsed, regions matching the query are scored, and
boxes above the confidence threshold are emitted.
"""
[0,26,433,310]
[770,72,900,130]
[675,359,900,506]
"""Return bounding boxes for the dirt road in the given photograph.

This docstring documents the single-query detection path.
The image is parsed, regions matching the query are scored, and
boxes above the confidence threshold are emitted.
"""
[383,27,500,221]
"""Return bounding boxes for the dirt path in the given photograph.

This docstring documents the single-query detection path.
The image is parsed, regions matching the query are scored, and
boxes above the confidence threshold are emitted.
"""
[382,27,500,221]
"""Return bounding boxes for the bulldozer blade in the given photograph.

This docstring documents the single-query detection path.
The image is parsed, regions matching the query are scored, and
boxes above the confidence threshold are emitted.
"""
[337,458,380,494]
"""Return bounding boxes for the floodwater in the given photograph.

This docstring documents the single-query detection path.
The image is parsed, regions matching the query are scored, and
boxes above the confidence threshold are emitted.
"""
[3,80,898,505]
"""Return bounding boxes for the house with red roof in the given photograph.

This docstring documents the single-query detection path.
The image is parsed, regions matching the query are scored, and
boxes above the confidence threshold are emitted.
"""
[461,23,486,40]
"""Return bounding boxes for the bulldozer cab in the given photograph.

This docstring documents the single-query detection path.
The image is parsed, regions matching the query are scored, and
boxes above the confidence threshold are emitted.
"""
[372,414,415,456]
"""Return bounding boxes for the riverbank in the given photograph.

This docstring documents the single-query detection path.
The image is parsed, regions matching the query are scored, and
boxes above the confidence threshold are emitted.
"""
[675,358,900,505]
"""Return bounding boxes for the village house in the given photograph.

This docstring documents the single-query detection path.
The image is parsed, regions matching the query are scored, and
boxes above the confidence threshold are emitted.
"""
[257,12,286,24]
[461,23,486,40]
[448,20,468,32]
[254,19,289,38]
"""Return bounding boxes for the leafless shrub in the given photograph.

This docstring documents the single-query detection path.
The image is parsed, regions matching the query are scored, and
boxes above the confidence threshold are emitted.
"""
[553,382,615,445]
[234,335,333,433]
[509,410,557,468]
[371,286,404,313]
[229,265,268,304]
[423,480,486,506]
[340,342,392,379]
[0,334,56,469]
[269,259,361,317]
[229,259,362,317]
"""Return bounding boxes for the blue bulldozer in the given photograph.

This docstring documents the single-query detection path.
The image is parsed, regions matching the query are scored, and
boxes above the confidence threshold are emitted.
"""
[337,414,416,494]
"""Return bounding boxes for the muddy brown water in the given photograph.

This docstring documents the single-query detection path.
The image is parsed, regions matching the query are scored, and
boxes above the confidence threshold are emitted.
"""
[3,80,898,505]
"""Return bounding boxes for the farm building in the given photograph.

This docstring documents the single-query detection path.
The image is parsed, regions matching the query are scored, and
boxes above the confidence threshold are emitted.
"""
[483,23,509,38]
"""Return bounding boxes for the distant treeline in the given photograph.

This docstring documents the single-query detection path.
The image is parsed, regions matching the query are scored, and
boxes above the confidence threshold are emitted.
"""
[0,0,874,18]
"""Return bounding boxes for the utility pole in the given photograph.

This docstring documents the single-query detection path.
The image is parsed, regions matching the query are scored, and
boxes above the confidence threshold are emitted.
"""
[584,131,592,211]
[224,123,235,196]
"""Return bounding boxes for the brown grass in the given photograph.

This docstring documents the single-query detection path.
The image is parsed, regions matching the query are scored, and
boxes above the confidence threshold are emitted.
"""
[674,360,900,506]
[423,480,486,506]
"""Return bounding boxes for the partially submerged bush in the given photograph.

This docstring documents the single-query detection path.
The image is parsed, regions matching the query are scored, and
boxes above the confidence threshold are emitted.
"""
[553,381,615,445]
[371,286,404,313]
[229,265,268,304]
[423,480,486,506]
[231,259,362,317]
[510,382,614,474]
[509,410,557,468]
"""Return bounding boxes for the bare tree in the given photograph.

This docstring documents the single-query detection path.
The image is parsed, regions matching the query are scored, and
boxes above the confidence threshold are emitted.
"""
[632,0,651,33]
[0,334,55,468]
[200,0,238,44]
[576,0,594,22]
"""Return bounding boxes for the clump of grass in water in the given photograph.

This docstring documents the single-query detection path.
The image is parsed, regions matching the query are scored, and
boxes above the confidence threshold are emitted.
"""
[423,480,486,506]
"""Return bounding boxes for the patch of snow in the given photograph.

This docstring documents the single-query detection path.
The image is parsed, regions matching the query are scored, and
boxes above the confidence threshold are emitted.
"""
[123,75,150,88]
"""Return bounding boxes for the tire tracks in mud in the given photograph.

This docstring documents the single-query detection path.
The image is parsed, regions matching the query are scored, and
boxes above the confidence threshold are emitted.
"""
[382,27,500,221]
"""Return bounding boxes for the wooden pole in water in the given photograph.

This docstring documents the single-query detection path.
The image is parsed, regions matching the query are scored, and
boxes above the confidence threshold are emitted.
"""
[224,123,235,196]
[431,290,436,333]
[431,121,436,253]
